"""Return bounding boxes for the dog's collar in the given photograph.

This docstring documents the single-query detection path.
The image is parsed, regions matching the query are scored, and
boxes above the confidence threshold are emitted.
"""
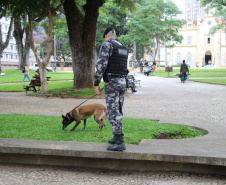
[66,112,74,121]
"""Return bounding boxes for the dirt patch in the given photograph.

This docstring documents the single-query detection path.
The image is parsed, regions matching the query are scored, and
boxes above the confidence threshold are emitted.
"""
[154,132,183,139]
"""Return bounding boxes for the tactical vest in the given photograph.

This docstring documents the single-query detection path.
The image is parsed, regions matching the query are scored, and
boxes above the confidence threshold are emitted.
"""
[106,39,128,75]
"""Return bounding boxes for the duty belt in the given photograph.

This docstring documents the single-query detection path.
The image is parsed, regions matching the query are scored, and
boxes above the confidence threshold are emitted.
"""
[109,74,126,78]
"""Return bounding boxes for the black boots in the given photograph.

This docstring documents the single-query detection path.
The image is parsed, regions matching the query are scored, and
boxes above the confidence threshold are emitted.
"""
[107,134,126,151]
[108,135,117,144]
[108,133,124,144]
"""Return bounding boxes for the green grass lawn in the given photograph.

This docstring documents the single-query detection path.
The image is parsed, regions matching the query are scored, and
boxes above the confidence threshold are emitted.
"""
[1,69,226,93]
[0,114,206,144]
[0,69,73,83]
[190,79,226,85]
[0,81,74,92]
[153,68,226,78]
[0,80,105,97]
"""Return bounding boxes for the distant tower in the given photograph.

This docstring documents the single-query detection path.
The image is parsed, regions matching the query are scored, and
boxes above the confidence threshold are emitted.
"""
[185,0,204,20]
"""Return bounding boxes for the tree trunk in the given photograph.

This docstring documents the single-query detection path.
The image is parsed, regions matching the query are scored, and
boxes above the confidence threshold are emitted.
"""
[0,17,13,74]
[133,41,136,61]
[0,24,3,74]
[13,15,31,70]
[25,26,31,65]
[71,44,95,88]
[28,0,64,93]
[13,16,24,69]
[64,0,103,89]
[39,62,48,92]
[28,13,52,93]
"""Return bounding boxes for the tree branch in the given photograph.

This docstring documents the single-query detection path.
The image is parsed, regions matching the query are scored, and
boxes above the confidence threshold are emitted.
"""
[44,9,53,63]
[28,14,41,65]
[2,17,13,50]
[52,0,66,16]
[82,0,104,43]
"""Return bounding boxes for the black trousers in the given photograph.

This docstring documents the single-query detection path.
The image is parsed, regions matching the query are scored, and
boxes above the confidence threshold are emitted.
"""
[181,72,186,81]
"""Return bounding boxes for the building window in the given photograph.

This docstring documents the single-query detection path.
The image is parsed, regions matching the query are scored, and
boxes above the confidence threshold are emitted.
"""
[5,17,8,21]
[177,53,181,63]
[205,35,213,44]
[11,55,13,59]
[167,53,171,62]
[188,24,192,28]
[208,38,210,44]
[187,53,191,63]
[5,25,8,30]
[11,45,13,50]
[187,36,192,45]
[15,55,18,59]
[6,54,8,59]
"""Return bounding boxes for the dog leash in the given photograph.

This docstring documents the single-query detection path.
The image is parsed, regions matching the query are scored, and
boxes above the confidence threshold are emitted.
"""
[72,85,105,110]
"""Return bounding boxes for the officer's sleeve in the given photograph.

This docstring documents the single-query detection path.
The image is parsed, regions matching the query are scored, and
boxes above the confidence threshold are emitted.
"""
[94,42,112,86]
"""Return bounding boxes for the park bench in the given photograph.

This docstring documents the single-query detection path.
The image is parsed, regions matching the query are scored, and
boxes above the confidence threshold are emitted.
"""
[128,75,141,86]
[127,79,136,93]
[23,76,51,93]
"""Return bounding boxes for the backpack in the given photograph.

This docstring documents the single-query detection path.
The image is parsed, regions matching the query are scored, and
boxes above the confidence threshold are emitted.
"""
[22,67,25,73]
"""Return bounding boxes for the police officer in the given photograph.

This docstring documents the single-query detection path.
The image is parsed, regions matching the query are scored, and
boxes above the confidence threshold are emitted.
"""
[94,28,128,151]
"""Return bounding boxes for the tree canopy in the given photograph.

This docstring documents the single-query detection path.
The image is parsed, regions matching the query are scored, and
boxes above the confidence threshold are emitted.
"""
[201,0,226,34]
[1,0,187,90]
[120,0,185,60]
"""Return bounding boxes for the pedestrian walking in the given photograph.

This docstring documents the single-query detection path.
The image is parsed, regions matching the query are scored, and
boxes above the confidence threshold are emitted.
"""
[139,58,143,73]
[180,60,189,83]
[54,63,57,72]
[22,63,31,83]
[94,28,128,151]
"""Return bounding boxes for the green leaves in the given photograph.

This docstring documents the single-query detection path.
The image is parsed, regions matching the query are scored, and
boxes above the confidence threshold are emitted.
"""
[117,0,185,59]
[201,0,226,34]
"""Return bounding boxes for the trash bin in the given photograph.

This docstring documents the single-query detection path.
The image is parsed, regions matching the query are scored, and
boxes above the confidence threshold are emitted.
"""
[165,66,173,72]
[165,66,169,72]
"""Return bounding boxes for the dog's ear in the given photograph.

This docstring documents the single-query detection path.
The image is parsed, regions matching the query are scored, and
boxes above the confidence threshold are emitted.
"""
[62,115,65,119]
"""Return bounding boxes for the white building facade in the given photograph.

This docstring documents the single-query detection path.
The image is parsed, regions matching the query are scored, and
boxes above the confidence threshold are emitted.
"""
[1,17,18,65]
[159,13,226,68]
[0,17,35,66]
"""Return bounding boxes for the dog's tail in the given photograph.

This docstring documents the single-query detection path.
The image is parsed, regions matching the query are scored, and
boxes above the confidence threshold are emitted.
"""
[101,107,107,127]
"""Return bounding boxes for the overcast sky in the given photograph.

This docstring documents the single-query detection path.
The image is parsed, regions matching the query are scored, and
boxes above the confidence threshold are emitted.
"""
[170,0,186,19]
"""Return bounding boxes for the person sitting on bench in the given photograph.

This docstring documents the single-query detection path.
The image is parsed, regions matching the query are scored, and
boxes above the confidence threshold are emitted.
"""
[128,79,137,92]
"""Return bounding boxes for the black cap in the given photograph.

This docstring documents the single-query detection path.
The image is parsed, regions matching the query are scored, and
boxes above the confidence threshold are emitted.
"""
[183,60,185,63]
[103,28,115,38]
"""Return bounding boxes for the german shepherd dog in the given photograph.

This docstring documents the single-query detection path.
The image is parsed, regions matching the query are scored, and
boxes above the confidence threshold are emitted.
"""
[62,103,107,131]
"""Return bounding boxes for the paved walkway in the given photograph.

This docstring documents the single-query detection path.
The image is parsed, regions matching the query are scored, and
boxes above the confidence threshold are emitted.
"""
[1,74,226,125]
[1,74,226,184]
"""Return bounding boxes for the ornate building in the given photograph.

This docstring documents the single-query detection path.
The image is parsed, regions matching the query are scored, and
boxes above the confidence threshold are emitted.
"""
[159,12,226,68]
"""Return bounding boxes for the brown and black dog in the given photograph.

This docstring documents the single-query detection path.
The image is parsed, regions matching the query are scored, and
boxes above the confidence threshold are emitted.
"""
[62,103,107,131]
